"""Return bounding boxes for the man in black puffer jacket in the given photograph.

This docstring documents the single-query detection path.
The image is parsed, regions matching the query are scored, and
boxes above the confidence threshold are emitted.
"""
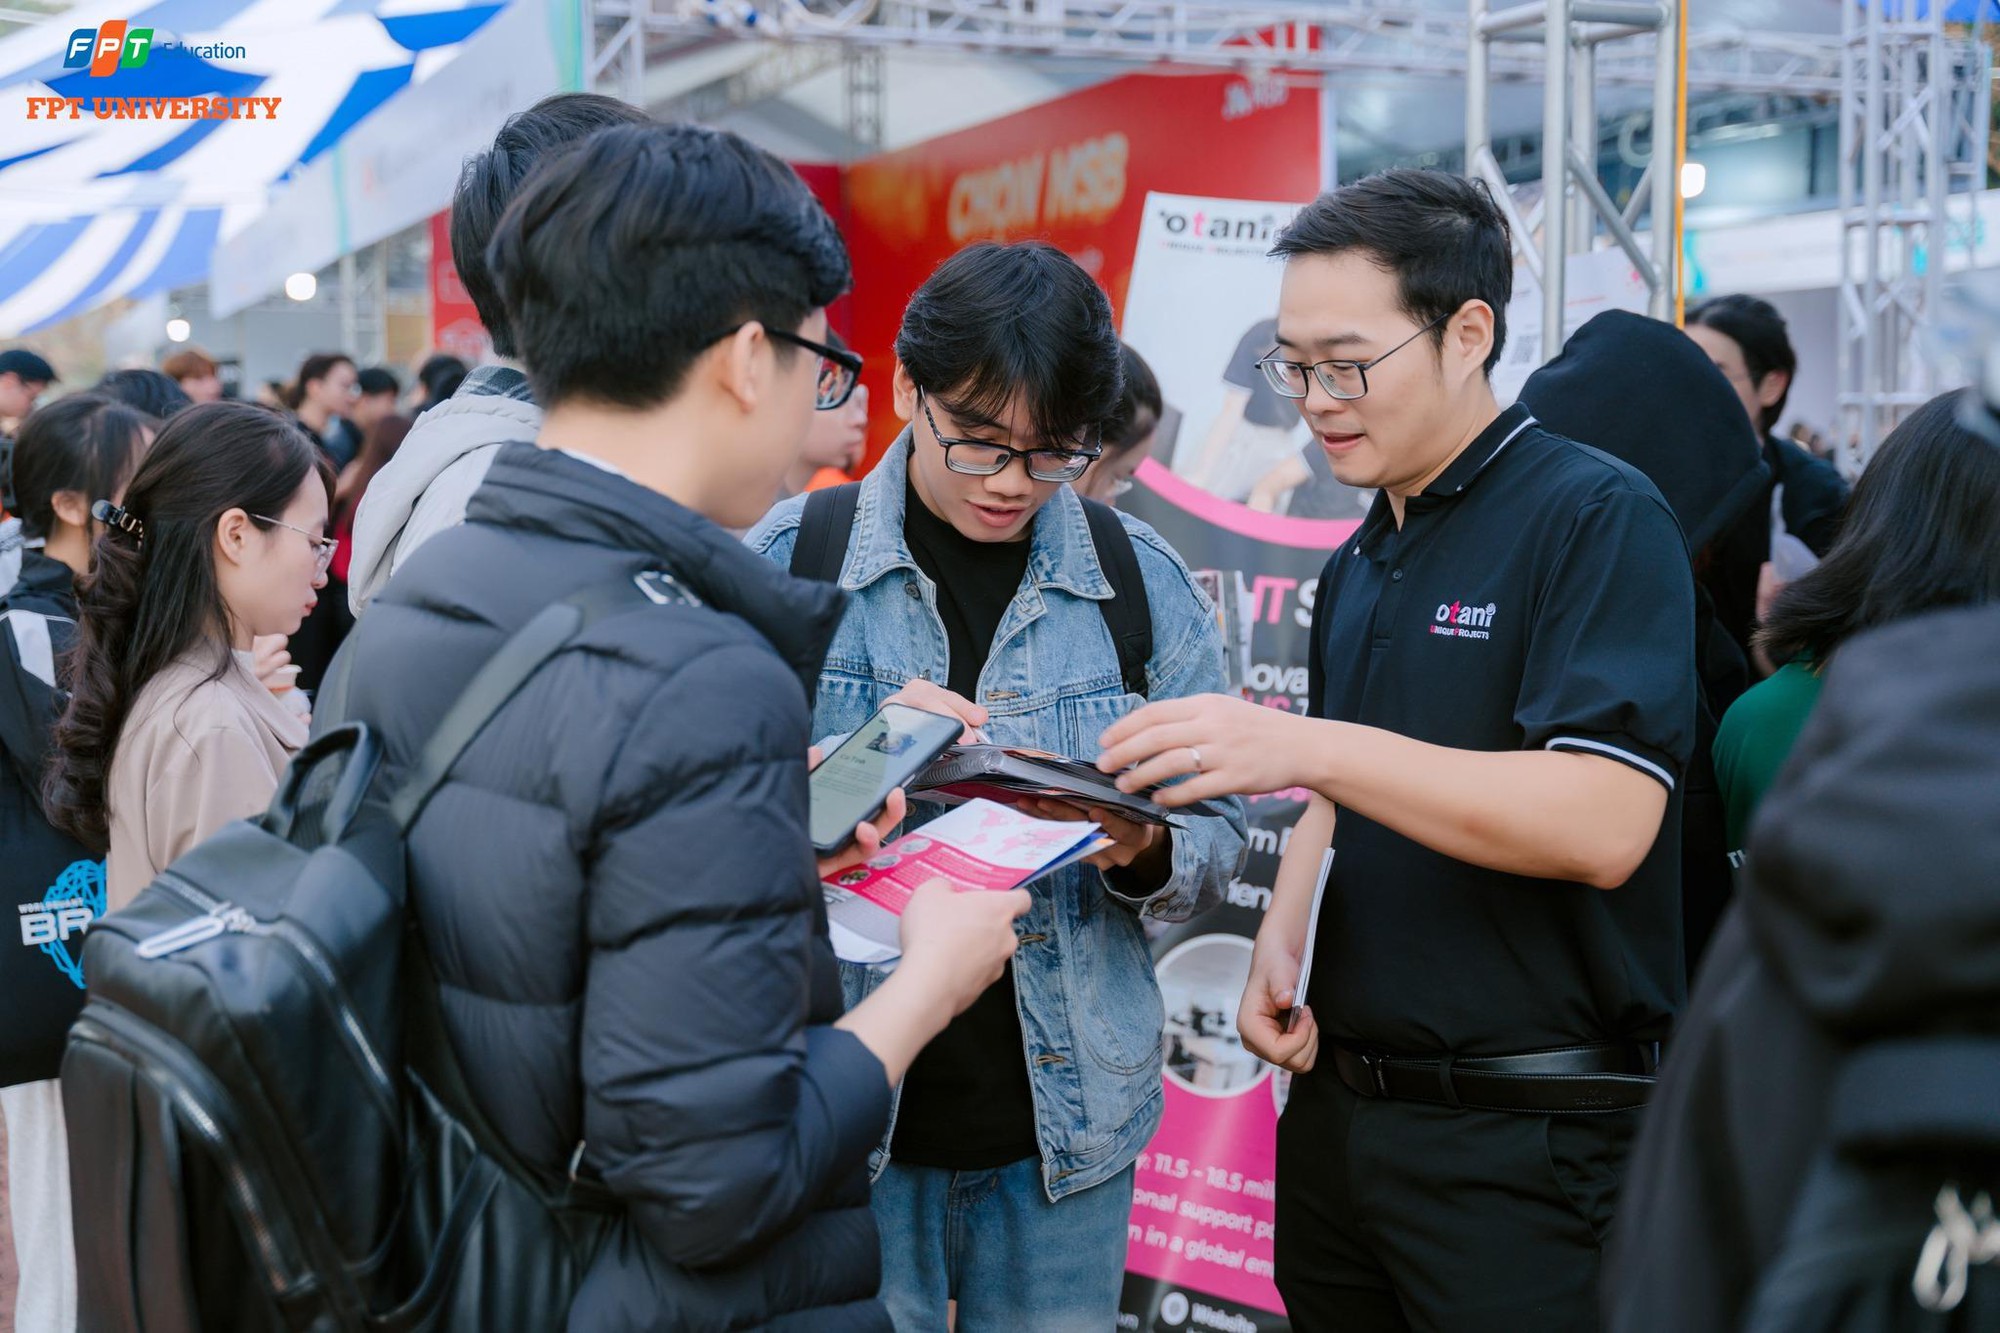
[321,121,1028,1331]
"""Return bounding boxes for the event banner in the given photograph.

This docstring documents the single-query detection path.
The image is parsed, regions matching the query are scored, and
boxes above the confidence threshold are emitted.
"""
[1115,193,1363,1333]
[843,71,1323,469]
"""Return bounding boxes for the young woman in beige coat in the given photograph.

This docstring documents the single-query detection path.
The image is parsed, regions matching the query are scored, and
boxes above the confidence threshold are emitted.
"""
[46,399,334,907]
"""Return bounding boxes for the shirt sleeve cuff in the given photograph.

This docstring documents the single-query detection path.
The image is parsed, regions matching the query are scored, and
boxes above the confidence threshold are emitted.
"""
[1543,735,1679,791]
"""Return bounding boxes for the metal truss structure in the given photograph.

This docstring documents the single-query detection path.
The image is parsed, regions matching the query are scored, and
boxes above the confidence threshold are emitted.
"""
[1468,0,1680,339]
[1835,0,1989,472]
[586,0,1843,100]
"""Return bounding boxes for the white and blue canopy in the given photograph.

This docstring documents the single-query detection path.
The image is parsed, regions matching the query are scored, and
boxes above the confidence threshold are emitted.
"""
[0,1,516,336]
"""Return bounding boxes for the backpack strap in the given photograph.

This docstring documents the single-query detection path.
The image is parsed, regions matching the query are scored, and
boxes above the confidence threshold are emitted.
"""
[789,482,861,584]
[1081,498,1152,698]
[388,572,694,833]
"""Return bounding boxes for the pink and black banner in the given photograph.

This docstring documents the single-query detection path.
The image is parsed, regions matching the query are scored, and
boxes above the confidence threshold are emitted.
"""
[1116,195,1365,1333]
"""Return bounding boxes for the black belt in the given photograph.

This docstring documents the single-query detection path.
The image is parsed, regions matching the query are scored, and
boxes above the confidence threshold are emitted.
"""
[1329,1041,1659,1115]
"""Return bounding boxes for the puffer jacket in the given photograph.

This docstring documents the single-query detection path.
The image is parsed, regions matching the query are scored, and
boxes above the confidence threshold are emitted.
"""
[320,442,893,1331]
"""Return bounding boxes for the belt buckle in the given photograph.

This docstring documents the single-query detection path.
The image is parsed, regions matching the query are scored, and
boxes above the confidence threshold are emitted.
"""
[1359,1050,1387,1097]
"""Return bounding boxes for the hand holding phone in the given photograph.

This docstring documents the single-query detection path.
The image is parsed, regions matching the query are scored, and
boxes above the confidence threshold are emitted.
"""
[809,703,964,857]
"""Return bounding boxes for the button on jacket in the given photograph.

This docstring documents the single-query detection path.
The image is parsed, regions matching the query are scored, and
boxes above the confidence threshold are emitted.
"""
[748,436,1248,1202]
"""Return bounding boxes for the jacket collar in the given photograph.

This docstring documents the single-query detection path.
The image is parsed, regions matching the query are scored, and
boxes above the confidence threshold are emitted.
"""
[7,547,76,607]
[468,443,847,694]
[844,428,1113,601]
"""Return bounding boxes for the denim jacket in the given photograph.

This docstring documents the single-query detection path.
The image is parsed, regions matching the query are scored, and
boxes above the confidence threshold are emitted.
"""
[748,436,1247,1201]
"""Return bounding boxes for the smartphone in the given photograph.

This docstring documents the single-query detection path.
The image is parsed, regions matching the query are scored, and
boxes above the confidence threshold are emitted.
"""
[810,703,964,857]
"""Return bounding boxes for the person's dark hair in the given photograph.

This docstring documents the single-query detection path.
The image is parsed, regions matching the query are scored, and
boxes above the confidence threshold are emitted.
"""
[451,93,651,359]
[285,353,355,412]
[334,412,413,531]
[416,354,467,407]
[1686,294,1798,432]
[1760,389,2000,667]
[356,366,400,399]
[95,368,191,420]
[1272,169,1514,374]
[489,121,851,410]
[9,394,152,540]
[1106,342,1163,454]
[44,402,333,853]
[896,241,1122,447]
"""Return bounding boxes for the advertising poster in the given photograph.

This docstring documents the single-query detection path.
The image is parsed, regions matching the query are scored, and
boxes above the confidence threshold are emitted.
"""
[843,71,1323,469]
[1116,193,1364,1333]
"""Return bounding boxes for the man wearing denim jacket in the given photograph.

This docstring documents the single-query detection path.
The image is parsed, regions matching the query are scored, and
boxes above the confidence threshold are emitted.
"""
[749,241,1247,1331]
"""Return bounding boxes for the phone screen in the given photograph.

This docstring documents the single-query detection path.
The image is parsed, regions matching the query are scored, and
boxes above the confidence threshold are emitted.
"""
[809,703,964,853]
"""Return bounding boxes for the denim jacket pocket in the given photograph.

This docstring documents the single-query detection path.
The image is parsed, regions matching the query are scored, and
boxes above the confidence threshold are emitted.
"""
[1071,890,1166,1076]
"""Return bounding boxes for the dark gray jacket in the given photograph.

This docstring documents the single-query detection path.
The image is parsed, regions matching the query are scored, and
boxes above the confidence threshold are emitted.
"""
[1607,604,2000,1331]
[324,442,892,1331]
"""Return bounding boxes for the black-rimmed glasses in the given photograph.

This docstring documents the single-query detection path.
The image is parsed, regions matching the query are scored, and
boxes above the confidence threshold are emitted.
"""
[1255,312,1451,402]
[919,389,1101,483]
[254,514,338,577]
[705,324,863,410]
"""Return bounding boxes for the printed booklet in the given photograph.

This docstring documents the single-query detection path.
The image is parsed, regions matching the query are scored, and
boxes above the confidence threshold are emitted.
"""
[911,744,1226,827]
[823,798,1112,966]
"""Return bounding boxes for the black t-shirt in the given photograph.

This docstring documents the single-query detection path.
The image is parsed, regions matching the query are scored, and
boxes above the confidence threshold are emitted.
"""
[893,480,1040,1168]
[1223,317,1297,429]
[1306,404,1696,1055]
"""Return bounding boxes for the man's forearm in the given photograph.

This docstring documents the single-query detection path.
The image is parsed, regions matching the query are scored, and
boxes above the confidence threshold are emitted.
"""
[1257,795,1336,957]
[1286,719,1667,889]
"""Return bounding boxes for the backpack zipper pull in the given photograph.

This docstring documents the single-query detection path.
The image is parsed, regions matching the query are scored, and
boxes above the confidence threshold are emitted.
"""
[137,903,256,959]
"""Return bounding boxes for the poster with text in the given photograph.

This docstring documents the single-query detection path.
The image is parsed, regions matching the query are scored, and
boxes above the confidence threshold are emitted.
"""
[1116,194,1364,1333]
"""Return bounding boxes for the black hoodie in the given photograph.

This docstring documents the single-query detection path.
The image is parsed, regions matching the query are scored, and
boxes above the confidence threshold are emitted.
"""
[1520,310,1772,968]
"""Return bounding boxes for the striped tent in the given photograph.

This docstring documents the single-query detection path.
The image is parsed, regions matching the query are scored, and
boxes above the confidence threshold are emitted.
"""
[0,1,511,336]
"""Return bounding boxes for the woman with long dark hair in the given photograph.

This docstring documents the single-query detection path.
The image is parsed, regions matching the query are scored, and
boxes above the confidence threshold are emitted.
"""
[45,401,334,911]
[0,393,153,1333]
[1713,388,2000,857]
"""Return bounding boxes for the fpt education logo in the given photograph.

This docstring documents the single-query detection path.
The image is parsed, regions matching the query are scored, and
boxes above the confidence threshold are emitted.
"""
[28,19,275,122]
[65,20,155,75]
[64,20,247,75]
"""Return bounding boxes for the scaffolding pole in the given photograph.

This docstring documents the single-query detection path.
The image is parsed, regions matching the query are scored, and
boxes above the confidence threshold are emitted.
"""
[1835,0,1983,474]
[1467,0,1680,369]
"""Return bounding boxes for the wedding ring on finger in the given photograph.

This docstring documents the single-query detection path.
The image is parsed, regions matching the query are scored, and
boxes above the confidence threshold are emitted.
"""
[1187,746,1203,774]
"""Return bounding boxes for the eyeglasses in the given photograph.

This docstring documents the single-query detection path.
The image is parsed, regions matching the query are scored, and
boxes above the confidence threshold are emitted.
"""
[254,514,338,576]
[1255,312,1452,402]
[705,324,864,410]
[919,389,1102,483]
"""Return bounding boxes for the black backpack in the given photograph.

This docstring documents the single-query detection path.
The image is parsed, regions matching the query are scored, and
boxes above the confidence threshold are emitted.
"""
[61,573,687,1331]
[1738,1041,2000,1332]
[790,481,1152,696]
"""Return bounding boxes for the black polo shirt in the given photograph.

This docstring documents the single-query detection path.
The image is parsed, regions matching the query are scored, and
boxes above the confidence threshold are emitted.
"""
[1306,403,1694,1056]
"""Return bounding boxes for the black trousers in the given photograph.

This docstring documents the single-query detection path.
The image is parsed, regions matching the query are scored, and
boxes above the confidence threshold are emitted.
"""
[1274,1064,1640,1332]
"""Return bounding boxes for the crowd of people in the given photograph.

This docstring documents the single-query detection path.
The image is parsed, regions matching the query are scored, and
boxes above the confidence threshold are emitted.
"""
[0,89,1996,1333]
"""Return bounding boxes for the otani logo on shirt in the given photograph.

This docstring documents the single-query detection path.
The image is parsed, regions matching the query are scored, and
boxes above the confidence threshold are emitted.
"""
[1430,599,1498,641]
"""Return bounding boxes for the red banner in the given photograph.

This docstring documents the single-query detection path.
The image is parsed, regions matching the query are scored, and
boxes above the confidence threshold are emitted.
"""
[845,69,1322,468]
[428,208,490,364]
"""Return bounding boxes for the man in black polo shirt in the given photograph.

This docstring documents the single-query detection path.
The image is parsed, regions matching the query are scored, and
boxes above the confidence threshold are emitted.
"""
[1099,169,1696,1330]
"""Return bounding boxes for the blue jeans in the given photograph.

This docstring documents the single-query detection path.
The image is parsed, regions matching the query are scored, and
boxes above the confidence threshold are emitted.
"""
[871,1157,1136,1332]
